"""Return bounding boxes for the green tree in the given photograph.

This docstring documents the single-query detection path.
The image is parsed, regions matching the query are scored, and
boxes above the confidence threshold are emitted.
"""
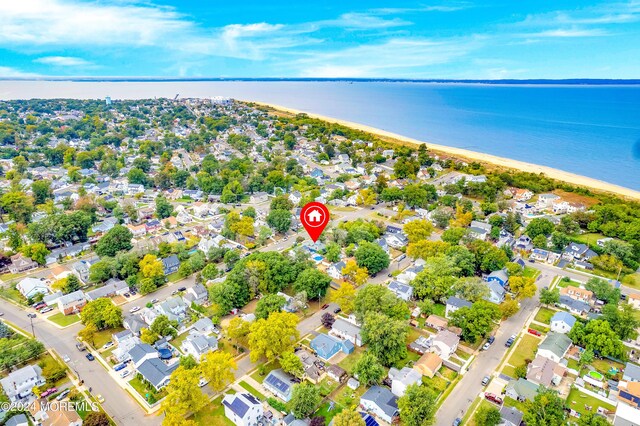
[150,315,178,339]
[83,412,110,426]
[354,285,409,321]
[31,180,53,204]
[361,312,408,366]
[324,243,341,263]
[474,405,502,426]
[89,258,117,283]
[95,225,133,257]
[585,277,621,305]
[403,219,434,243]
[290,383,321,419]
[411,255,460,302]
[509,276,537,300]
[294,269,331,300]
[267,209,292,233]
[80,298,123,330]
[0,191,35,223]
[332,410,365,426]
[452,277,489,302]
[20,243,50,265]
[353,351,385,386]
[602,303,640,341]
[248,312,299,362]
[578,413,610,426]
[161,366,208,426]
[397,384,437,426]
[569,319,626,360]
[200,351,237,391]
[280,351,305,378]
[255,294,287,320]
[525,218,555,239]
[523,388,566,426]
[539,287,560,306]
[354,241,389,275]
[450,301,501,343]
[155,196,174,219]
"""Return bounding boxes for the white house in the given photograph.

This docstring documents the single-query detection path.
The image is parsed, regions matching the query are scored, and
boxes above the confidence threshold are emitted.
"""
[327,261,345,280]
[549,312,576,334]
[431,330,460,360]
[16,277,49,299]
[0,365,45,403]
[222,393,263,426]
[359,386,398,424]
[330,317,363,347]
[537,332,572,363]
[181,334,218,361]
[388,367,422,397]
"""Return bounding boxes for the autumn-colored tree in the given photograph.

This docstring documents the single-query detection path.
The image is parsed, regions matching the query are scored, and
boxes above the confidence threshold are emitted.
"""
[330,283,356,314]
[449,203,472,228]
[248,311,299,362]
[341,259,368,286]
[356,188,377,206]
[403,219,434,243]
[161,366,208,426]
[200,351,237,392]
[508,276,537,300]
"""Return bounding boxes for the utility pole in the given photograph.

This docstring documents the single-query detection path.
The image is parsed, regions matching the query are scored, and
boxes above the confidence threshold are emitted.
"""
[27,314,35,337]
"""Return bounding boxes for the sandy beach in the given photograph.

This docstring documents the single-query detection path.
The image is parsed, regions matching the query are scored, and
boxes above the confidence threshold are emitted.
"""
[249,100,640,201]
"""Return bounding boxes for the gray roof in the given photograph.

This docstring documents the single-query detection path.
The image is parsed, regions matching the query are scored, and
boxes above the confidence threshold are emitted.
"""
[4,414,29,426]
[129,343,157,364]
[551,311,576,327]
[137,358,178,388]
[388,281,413,297]
[361,386,398,418]
[624,362,640,381]
[446,296,472,309]
[58,289,85,305]
[332,317,361,339]
[192,317,214,333]
[162,255,180,268]
[507,378,539,401]
[558,295,590,313]
[499,406,523,426]
[264,369,295,397]
[538,332,572,358]
[488,269,509,283]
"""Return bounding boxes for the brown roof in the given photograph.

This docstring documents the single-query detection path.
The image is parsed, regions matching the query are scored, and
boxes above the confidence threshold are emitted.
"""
[425,315,447,328]
[414,353,442,377]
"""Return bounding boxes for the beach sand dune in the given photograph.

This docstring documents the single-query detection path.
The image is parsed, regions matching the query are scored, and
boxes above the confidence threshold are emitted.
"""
[250,101,640,201]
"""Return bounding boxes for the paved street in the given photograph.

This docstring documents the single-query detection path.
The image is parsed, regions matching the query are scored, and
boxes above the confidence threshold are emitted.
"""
[435,268,556,426]
[0,301,160,426]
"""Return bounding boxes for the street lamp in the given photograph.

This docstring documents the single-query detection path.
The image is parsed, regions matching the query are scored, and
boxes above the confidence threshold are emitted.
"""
[27,313,35,337]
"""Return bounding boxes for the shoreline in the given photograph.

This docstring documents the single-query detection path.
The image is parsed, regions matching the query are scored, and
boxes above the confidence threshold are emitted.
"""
[247,100,640,201]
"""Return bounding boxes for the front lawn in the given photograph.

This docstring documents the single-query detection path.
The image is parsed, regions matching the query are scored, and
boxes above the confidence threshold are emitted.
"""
[422,374,449,395]
[48,312,81,327]
[129,375,166,405]
[91,327,124,349]
[0,286,27,305]
[523,267,541,279]
[506,335,539,369]
[239,381,265,400]
[565,388,615,417]
[432,303,446,317]
[533,307,557,324]
[250,359,281,384]
[191,396,235,426]
[167,272,182,283]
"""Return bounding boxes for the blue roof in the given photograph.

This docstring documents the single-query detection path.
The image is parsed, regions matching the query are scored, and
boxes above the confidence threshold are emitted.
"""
[224,397,248,417]
[310,333,342,359]
[360,412,379,426]
[551,311,576,326]
[264,369,293,394]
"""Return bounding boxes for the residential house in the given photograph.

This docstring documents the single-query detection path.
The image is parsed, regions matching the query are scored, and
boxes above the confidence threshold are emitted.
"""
[505,378,540,402]
[136,357,178,391]
[155,296,188,322]
[526,355,566,387]
[537,332,572,363]
[506,188,533,202]
[42,291,63,307]
[445,296,472,318]
[613,403,640,426]
[4,414,29,426]
[296,350,326,383]
[16,277,49,299]
[388,281,413,301]
[486,269,509,287]
[530,248,550,262]
[0,365,45,403]
[222,393,263,426]
[384,233,408,249]
[30,398,82,426]
[414,353,442,378]
[57,290,86,315]
[485,281,506,304]
[431,330,460,360]
[387,367,422,397]
[327,261,346,280]
[618,381,640,408]
[396,263,424,284]
[124,315,146,336]
[330,317,363,346]
[327,365,348,383]
[191,317,215,335]
[499,406,524,426]
[559,286,594,305]
[562,243,597,262]
[71,258,99,283]
[161,255,180,275]
[263,369,295,402]
[550,312,577,334]
[183,284,208,306]
[180,334,218,361]
[289,191,302,206]
[85,278,128,301]
[128,223,147,237]
[8,254,38,274]
[310,333,354,361]
[359,386,399,424]
[425,315,448,331]
[622,362,640,382]
[112,331,141,363]
[249,192,269,204]
[129,343,158,368]
[627,293,640,310]
[469,221,492,240]
[557,295,590,316]
[513,235,533,252]
[536,193,560,210]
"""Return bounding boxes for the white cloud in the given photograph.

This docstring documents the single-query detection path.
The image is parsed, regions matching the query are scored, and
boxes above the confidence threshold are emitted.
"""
[526,28,610,38]
[0,66,41,78]
[35,56,93,66]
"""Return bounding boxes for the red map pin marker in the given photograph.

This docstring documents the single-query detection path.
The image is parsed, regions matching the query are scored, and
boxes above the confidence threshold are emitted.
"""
[300,202,330,242]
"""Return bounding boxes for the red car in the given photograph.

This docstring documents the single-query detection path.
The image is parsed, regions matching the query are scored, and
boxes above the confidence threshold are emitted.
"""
[528,328,542,336]
[321,304,329,310]
[484,393,503,405]
[41,387,57,398]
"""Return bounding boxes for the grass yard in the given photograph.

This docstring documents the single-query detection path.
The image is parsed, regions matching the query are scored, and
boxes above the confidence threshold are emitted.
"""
[38,353,69,387]
[503,396,527,412]
[523,267,541,279]
[170,331,190,353]
[565,388,615,417]
[567,358,580,371]
[191,396,235,426]
[501,365,517,379]
[528,323,549,334]
[167,272,182,283]
[506,335,539,369]
[317,377,341,397]
[334,383,366,410]
[464,399,495,426]
[337,347,365,374]
[571,233,606,246]
[48,312,81,327]
[533,307,557,324]
[432,303,446,317]
[422,374,449,396]
[250,359,281,384]
[591,358,624,375]
[315,400,344,423]
[239,381,265,400]
[91,327,124,349]
[0,286,27,305]
[129,376,167,404]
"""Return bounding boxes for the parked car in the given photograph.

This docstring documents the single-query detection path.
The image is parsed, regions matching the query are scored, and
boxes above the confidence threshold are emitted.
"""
[505,335,517,347]
[151,299,159,304]
[120,370,130,378]
[56,389,71,401]
[75,343,86,351]
[484,393,503,405]
[453,419,462,426]
[198,377,209,387]
[487,336,495,344]
[114,362,127,372]
[40,306,53,313]
[334,307,342,314]
[0,312,3,316]
[482,342,491,351]
[62,355,70,362]
[85,353,95,361]
[171,290,178,295]
[528,328,542,336]
[32,302,46,310]
[129,306,140,313]
[177,286,187,292]
[96,394,105,403]
[123,293,130,298]
[41,387,58,398]
[102,341,114,349]
[321,304,329,310]
[482,376,491,386]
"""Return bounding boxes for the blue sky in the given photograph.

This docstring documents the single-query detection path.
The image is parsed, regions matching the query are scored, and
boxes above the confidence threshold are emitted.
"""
[1,0,639,78]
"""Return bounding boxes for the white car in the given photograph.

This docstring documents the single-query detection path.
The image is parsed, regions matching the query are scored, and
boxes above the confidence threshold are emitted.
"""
[120,370,130,379]
[198,378,209,387]
[129,306,140,313]
[62,355,71,362]
[102,341,114,349]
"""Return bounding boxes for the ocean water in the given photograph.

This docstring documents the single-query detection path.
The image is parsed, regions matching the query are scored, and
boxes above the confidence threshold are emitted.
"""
[1,80,639,190]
